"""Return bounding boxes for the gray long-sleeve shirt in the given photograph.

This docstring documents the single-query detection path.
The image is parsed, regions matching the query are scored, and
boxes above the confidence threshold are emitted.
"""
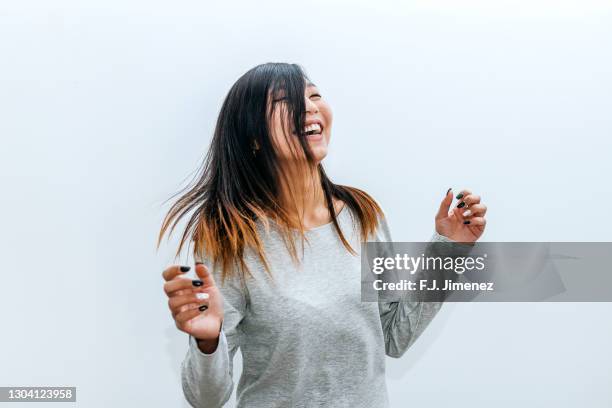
[181,206,471,407]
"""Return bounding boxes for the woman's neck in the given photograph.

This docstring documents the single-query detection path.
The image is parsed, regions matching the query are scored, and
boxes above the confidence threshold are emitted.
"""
[277,164,339,230]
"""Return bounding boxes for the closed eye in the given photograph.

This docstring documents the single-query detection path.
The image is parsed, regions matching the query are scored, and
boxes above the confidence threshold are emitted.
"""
[310,94,322,99]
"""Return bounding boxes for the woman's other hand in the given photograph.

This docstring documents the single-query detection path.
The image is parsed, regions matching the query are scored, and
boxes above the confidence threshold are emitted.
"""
[435,188,487,243]
[162,263,224,349]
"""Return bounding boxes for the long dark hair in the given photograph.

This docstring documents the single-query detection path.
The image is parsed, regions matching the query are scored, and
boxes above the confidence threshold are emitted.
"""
[157,62,383,283]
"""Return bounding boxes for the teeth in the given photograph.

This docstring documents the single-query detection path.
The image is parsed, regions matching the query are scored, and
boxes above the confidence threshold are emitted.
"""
[303,123,322,134]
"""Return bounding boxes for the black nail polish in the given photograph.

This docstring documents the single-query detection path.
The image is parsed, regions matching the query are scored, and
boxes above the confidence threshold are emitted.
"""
[457,201,466,208]
[463,220,471,225]
[180,266,191,273]
[446,188,452,195]
[192,280,203,287]
[199,305,208,312]
[456,193,464,199]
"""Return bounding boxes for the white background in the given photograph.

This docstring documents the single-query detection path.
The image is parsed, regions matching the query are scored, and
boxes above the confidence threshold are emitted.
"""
[1,1,611,407]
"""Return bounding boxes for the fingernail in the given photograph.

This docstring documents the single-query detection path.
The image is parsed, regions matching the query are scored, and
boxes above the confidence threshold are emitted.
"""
[457,201,466,208]
[462,210,472,217]
[463,220,471,225]
[456,193,464,199]
[180,266,191,273]
[196,292,209,300]
[446,188,452,196]
[199,305,208,312]
[192,280,203,287]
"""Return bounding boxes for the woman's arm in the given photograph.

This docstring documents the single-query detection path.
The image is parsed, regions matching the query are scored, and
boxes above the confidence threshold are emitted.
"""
[373,208,476,358]
[180,260,247,408]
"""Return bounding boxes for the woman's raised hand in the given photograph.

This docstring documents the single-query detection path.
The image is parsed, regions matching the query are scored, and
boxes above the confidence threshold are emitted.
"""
[162,263,224,343]
[435,188,487,243]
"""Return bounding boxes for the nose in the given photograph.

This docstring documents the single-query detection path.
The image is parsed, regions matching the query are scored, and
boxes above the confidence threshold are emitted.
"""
[305,95,319,114]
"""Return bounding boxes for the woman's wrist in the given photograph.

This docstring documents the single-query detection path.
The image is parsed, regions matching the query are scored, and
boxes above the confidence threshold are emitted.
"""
[194,319,223,354]
[195,336,220,354]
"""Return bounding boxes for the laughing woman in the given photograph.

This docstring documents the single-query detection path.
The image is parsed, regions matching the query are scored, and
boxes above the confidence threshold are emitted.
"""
[158,63,487,408]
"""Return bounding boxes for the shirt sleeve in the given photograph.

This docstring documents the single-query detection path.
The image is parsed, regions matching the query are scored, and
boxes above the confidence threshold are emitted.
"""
[180,253,248,408]
[373,210,474,358]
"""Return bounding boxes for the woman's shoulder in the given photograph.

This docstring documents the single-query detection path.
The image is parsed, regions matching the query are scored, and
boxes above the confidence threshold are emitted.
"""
[334,187,391,242]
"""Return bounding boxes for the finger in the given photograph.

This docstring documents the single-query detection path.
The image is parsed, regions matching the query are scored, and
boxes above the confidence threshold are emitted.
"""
[461,194,481,207]
[162,265,191,282]
[169,292,210,316]
[176,298,210,321]
[195,263,216,287]
[454,189,472,201]
[436,188,454,221]
[175,301,197,316]
[453,189,472,212]
[451,206,463,219]
[462,216,486,227]
[164,277,206,297]
[461,203,487,218]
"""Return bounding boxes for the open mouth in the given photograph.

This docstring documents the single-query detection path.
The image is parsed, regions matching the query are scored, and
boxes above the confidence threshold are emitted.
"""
[301,123,323,137]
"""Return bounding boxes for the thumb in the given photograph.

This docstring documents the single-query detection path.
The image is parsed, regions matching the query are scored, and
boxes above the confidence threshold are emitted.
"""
[435,188,454,220]
[195,262,216,287]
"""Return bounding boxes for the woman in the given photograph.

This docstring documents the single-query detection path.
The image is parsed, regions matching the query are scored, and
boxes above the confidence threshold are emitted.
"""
[159,62,487,407]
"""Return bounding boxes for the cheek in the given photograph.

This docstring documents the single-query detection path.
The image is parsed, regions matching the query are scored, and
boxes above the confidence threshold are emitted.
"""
[321,107,332,140]
[320,104,333,130]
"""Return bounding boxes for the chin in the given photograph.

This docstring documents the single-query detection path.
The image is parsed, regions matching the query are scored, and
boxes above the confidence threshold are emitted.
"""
[311,146,328,162]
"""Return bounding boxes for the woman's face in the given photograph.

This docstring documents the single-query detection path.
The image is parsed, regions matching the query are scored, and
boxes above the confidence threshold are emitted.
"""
[267,82,333,164]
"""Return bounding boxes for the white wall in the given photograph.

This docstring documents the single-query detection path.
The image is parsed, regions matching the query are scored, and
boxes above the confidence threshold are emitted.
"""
[1,1,611,407]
